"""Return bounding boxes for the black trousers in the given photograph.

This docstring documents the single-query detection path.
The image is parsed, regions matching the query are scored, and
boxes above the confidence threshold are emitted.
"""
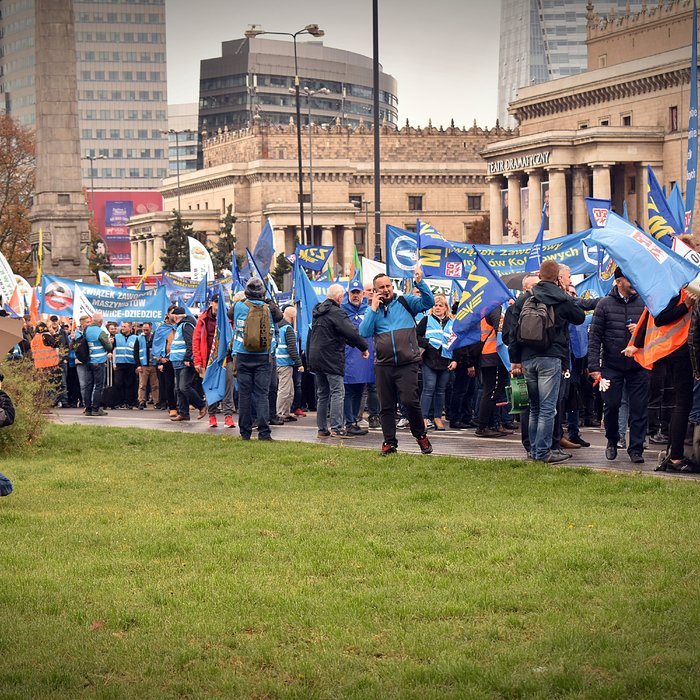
[114,364,138,406]
[477,363,508,429]
[375,362,425,445]
[601,368,650,455]
[159,361,177,410]
[661,354,693,460]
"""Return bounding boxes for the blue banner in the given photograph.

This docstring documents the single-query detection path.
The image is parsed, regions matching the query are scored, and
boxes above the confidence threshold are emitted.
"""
[161,272,232,303]
[687,0,698,232]
[41,275,169,322]
[585,197,611,228]
[386,226,599,280]
[295,245,333,272]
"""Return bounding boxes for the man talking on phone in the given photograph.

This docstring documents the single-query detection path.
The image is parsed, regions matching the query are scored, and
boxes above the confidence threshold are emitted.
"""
[359,266,434,456]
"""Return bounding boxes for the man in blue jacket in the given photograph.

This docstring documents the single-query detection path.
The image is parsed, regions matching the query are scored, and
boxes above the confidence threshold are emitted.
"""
[359,267,434,455]
[342,278,375,436]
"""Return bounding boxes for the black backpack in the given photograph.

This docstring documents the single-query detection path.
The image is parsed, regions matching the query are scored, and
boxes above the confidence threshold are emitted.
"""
[516,294,556,351]
[73,334,91,364]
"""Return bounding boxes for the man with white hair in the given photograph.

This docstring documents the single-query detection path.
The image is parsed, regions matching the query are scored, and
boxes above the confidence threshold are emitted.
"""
[307,283,369,438]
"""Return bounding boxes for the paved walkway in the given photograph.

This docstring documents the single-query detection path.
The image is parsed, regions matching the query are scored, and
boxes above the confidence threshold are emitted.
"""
[50,406,700,480]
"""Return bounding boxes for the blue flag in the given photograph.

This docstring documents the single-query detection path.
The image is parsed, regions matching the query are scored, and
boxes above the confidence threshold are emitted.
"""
[187,274,208,306]
[584,212,699,316]
[295,245,333,272]
[417,220,466,278]
[202,285,233,405]
[647,165,680,245]
[449,249,514,350]
[253,218,275,278]
[687,0,698,232]
[669,182,686,236]
[293,261,322,352]
[524,203,547,273]
[585,197,611,229]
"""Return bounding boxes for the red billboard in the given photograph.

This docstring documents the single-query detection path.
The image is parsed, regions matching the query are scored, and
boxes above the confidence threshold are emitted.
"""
[87,190,163,268]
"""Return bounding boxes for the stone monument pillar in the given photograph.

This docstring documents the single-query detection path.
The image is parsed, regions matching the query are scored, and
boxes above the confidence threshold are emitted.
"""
[28,0,92,280]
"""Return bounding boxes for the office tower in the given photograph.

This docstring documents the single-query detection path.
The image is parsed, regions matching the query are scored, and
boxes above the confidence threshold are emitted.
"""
[0,0,169,190]
[199,37,398,134]
[498,0,642,127]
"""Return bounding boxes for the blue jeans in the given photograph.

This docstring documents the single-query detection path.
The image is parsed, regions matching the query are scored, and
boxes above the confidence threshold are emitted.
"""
[523,356,562,460]
[77,362,106,411]
[315,373,345,432]
[237,354,272,439]
[420,364,450,421]
[174,365,205,417]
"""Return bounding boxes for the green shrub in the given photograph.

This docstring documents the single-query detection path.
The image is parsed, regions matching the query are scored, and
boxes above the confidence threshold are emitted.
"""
[0,357,50,451]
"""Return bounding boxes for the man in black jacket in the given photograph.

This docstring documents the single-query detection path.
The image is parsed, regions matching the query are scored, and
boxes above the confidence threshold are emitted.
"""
[308,284,369,439]
[509,260,586,463]
[588,268,648,463]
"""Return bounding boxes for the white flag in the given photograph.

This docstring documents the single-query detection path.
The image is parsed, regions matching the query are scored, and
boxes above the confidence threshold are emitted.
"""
[188,236,214,282]
[98,270,115,286]
[0,251,17,305]
[73,283,96,324]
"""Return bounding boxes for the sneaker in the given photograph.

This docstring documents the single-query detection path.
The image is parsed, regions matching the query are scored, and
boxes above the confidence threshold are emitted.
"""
[629,452,645,464]
[568,436,590,447]
[542,451,571,464]
[617,438,627,450]
[345,423,368,436]
[425,420,436,431]
[416,435,433,454]
[317,430,331,438]
[368,416,381,429]
[330,429,351,438]
[449,421,467,430]
[258,435,274,441]
[209,415,218,428]
[474,427,502,438]
[649,432,669,445]
[224,415,235,428]
[294,408,307,417]
[357,418,369,429]
[380,442,398,456]
[284,415,298,422]
[396,417,409,429]
[269,416,285,426]
[138,401,146,410]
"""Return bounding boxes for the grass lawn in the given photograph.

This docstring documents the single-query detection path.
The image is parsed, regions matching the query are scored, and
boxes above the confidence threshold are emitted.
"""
[1,424,699,699]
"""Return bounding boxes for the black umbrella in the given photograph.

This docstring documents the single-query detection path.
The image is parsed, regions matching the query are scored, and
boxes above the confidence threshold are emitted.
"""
[501,271,530,291]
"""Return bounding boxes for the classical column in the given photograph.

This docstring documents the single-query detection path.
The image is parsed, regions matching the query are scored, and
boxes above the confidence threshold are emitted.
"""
[146,238,154,272]
[637,163,654,232]
[507,173,521,242]
[526,169,542,244]
[273,226,286,258]
[488,177,503,244]
[547,167,568,238]
[130,240,139,276]
[342,226,355,276]
[572,166,590,233]
[138,240,148,273]
[592,163,612,200]
[321,225,334,272]
[152,235,164,274]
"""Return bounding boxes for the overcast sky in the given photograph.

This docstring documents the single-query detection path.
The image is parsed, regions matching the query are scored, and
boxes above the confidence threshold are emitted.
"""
[165,0,501,129]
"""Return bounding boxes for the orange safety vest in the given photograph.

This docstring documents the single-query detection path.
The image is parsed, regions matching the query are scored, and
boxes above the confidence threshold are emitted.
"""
[480,318,497,355]
[31,333,59,369]
[627,290,690,370]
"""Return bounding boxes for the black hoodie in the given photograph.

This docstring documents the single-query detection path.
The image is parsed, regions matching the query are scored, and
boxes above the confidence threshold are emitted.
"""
[508,280,585,364]
[307,298,368,376]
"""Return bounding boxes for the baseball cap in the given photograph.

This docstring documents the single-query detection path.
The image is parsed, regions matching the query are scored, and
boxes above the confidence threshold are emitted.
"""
[348,279,363,292]
[49,315,59,322]
[171,306,186,315]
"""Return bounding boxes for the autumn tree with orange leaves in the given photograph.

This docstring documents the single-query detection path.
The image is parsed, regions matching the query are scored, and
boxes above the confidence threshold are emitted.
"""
[0,113,35,278]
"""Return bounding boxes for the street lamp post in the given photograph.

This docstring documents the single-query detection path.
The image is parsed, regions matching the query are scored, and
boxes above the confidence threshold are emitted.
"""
[160,128,193,213]
[81,153,106,216]
[293,86,329,243]
[245,23,325,245]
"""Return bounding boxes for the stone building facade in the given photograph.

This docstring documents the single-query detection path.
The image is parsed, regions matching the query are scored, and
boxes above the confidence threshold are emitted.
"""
[130,119,514,275]
[484,0,698,243]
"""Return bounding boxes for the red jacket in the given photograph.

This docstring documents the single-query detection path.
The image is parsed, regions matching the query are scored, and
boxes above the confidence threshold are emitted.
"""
[192,307,217,368]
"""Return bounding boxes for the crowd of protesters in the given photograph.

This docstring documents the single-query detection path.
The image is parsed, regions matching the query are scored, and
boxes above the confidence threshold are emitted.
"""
[10,256,700,472]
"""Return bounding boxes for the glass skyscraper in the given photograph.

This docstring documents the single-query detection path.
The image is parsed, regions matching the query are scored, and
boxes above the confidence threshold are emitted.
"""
[498,0,642,127]
[0,0,169,190]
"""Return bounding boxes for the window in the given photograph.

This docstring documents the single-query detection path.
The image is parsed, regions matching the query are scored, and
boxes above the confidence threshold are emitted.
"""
[129,168,140,178]
[154,148,164,158]
[670,105,679,132]
[98,148,109,157]
[124,130,134,139]
[598,54,607,68]
[578,121,589,129]
[599,117,609,126]
[83,90,94,100]
[94,70,105,81]
[57,194,70,205]
[95,128,106,139]
[127,149,137,158]
[408,195,423,211]
[128,110,138,120]
[157,168,167,178]
[108,71,118,81]
[467,194,482,211]
[102,168,112,177]
[140,149,151,158]
[622,113,632,126]
[123,71,132,81]
[404,223,417,232]
[138,129,148,139]
[349,195,363,208]
[136,71,146,81]
[116,168,126,178]
[110,130,120,139]
[80,70,91,81]
[112,148,123,158]
[112,91,122,100]
[82,129,92,139]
